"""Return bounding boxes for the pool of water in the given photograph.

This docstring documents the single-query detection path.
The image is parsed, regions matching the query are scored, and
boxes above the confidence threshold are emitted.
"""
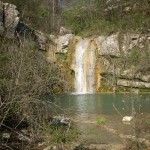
[53,93,150,116]
[48,93,150,146]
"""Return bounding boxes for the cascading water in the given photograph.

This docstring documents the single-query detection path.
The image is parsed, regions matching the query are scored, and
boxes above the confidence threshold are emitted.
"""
[73,38,96,94]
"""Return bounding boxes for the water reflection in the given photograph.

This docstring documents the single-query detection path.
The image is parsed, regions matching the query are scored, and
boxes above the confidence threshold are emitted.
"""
[56,94,150,115]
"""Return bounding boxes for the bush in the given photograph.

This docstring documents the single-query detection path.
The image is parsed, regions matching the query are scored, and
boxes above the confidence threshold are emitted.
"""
[0,36,69,130]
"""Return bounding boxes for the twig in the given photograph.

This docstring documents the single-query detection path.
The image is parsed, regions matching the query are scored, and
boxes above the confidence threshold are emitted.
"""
[112,104,123,117]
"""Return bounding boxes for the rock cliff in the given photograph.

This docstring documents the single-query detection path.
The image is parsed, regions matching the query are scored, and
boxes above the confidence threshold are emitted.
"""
[1,1,150,92]
[51,32,150,92]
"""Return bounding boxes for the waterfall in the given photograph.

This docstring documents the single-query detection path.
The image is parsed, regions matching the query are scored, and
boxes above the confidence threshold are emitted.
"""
[74,38,96,94]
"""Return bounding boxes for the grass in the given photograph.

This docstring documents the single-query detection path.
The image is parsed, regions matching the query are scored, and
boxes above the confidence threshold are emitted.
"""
[44,124,80,144]
[96,118,107,125]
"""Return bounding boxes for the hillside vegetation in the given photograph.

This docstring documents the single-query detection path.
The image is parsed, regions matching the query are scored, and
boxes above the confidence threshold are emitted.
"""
[62,0,150,36]
[2,0,149,36]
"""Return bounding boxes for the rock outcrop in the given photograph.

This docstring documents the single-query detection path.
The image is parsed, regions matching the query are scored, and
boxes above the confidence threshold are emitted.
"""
[34,30,47,51]
[52,32,150,92]
[96,34,120,57]
[0,1,48,51]
[0,2,19,38]
[117,79,150,88]
[4,3,19,38]
[56,34,74,53]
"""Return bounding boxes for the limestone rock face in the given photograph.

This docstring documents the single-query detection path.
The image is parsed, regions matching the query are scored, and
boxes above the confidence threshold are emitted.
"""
[0,1,19,38]
[56,34,74,53]
[4,2,19,38]
[105,66,150,83]
[95,32,150,91]
[53,33,150,91]
[136,73,150,82]
[96,34,120,57]
[35,31,47,51]
[117,79,150,88]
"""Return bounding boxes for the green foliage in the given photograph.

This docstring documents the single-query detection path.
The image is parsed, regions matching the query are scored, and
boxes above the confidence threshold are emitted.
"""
[2,0,149,35]
[124,43,150,72]
[56,52,68,60]
[96,118,107,125]
[45,125,79,144]
[130,48,141,64]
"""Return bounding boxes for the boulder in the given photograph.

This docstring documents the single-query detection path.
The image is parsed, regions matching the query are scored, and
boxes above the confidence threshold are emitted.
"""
[56,34,74,53]
[122,116,133,122]
[49,116,71,126]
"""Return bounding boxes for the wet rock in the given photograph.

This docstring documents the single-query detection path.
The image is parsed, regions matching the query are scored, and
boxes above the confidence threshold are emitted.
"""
[130,88,139,94]
[99,57,110,72]
[49,116,71,126]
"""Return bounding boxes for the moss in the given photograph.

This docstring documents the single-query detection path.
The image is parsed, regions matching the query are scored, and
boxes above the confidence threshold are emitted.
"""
[139,88,150,93]
[56,52,68,60]
[70,70,75,78]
